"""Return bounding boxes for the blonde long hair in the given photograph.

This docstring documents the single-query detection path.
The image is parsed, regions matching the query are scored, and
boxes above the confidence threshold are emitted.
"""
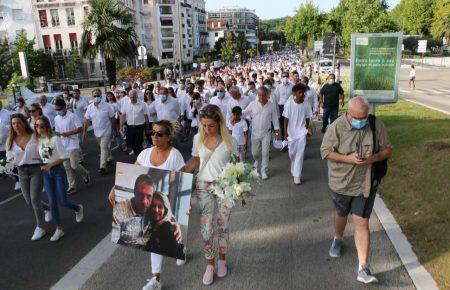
[198,104,233,150]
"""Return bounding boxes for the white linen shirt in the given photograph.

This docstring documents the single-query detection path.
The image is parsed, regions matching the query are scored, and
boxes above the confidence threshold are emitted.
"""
[209,95,230,118]
[6,133,41,166]
[226,96,251,123]
[120,100,148,126]
[70,97,89,122]
[275,83,294,105]
[42,103,57,128]
[243,100,280,140]
[85,102,114,137]
[54,111,82,150]
[152,96,181,121]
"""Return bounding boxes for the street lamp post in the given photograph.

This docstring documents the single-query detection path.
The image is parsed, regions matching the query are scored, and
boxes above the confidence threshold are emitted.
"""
[256,25,259,57]
[332,31,337,73]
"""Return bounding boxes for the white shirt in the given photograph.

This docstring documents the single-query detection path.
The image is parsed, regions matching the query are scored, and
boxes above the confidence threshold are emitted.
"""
[38,135,69,164]
[282,99,312,140]
[152,96,181,121]
[243,100,280,140]
[70,98,89,122]
[275,83,294,105]
[305,88,319,114]
[6,133,41,166]
[409,69,416,78]
[42,103,57,128]
[226,96,251,123]
[192,134,238,182]
[120,100,148,126]
[85,102,114,137]
[54,111,82,150]
[228,119,248,146]
[209,95,231,117]
[146,102,157,122]
[136,147,185,172]
[0,109,11,151]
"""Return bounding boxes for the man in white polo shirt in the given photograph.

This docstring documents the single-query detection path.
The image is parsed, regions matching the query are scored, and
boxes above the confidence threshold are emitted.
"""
[54,99,90,194]
[84,89,115,175]
[151,87,181,121]
[226,86,251,124]
[120,89,148,156]
[40,95,57,128]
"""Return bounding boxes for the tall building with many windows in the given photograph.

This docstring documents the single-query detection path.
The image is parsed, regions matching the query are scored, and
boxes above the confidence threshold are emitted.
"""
[192,0,208,56]
[207,6,259,46]
[0,0,37,45]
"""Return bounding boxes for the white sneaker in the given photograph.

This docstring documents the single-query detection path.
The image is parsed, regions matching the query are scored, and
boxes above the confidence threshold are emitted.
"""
[176,258,186,266]
[31,227,46,241]
[142,277,161,290]
[129,150,135,156]
[75,205,84,223]
[44,210,52,222]
[261,172,269,180]
[294,177,302,185]
[50,229,64,242]
[14,181,21,191]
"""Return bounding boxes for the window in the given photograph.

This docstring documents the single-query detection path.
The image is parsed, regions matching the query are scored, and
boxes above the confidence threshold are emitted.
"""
[69,33,77,49]
[50,9,60,27]
[13,9,24,20]
[42,35,51,51]
[0,10,5,20]
[54,34,63,50]
[66,8,75,26]
[39,10,48,27]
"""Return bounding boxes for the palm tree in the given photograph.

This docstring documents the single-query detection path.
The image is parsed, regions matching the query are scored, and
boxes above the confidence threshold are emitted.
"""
[81,0,137,85]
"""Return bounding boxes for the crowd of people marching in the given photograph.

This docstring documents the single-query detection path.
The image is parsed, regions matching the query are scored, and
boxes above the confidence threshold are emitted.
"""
[1,51,390,288]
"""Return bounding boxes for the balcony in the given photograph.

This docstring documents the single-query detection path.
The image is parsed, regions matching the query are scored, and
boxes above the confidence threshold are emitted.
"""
[44,48,78,58]
[161,30,174,38]
[160,19,173,27]
[159,6,173,15]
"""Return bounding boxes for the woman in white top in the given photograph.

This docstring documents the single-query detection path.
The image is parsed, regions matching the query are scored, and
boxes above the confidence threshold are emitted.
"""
[15,97,29,117]
[108,120,185,290]
[6,113,50,241]
[28,103,43,129]
[409,64,416,89]
[184,104,238,286]
[35,116,84,241]
[144,89,157,148]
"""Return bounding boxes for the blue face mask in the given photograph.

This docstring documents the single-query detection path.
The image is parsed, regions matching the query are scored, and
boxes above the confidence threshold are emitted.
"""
[56,110,65,116]
[351,118,368,129]
[217,92,224,99]
[161,95,168,102]
[94,96,102,104]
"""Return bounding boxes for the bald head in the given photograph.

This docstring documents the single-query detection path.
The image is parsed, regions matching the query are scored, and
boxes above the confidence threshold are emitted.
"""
[228,86,241,100]
[348,97,369,119]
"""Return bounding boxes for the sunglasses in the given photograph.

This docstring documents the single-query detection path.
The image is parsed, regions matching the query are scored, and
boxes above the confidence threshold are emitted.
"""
[150,130,169,137]
[35,124,46,129]
[199,109,219,119]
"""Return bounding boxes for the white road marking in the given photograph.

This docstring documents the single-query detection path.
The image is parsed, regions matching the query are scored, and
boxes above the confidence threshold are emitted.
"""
[50,234,118,290]
[403,98,450,115]
[0,193,22,206]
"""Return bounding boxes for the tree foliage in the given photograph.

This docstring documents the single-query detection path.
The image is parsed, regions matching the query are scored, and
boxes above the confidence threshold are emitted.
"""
[0,40,14,90]
[81,0,137,85]
[64,52,82,81]
[117,66,152,84]
[6,73,33,93]
[259,18,287,45]
[285,1,323,48]
[430,0,450,41]
[391,0,435,35]
[220,38,236,63]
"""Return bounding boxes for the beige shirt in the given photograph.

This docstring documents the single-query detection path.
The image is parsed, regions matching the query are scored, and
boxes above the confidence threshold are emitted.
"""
[320,114,392,197]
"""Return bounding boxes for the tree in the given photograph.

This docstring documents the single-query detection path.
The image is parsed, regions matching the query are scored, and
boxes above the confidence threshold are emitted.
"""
[285,0,323,48]
[6,73,33,93]
[430,0,450,42]
[259,18,288,45]
[247,48,257,58]
[235,31,250,63]
[214,37,226,55]
[390,0,435,35]
[340,0,397,50]
[146,53,159,67]
[117,66,152,84]
[64,52,82,82]
[80,0,137,85]
[11,31,53,80]
[0,40,14,90]
[220,39,235,64]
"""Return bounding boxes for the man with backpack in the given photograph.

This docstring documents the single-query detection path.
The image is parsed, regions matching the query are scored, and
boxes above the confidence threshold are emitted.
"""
[320,96,392,284]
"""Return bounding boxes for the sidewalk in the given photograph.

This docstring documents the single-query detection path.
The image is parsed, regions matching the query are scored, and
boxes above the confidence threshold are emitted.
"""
[80,128,415,290]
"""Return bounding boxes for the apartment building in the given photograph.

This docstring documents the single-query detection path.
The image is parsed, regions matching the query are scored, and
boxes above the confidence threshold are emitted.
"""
[207,6,259,46]
[0,0,37,45]
[191,0,208,56]
[207,19,228,50]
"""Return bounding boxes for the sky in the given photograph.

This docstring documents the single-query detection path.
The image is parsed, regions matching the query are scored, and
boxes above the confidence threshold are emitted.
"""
[205,0,401,20]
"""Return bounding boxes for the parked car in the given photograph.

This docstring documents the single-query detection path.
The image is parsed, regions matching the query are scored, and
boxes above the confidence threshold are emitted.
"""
[319,59,333,74]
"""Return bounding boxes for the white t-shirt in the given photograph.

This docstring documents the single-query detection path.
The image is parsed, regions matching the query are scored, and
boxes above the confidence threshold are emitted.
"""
[192,134,238,182]
[70,98,89,122]
[120,100,148,126]
[38,135,69,164]
[42,103,57,128]
[85,101,115,137]
[228,119,248,146]
[152,97,181,121]
[136,147,185,172]
[282,99,311,140]
[54,111,82,150]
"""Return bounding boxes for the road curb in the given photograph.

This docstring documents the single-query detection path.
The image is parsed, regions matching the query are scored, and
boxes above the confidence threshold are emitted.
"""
[402,98,450,115]
[373,194,438,290]
[50,234,117,290]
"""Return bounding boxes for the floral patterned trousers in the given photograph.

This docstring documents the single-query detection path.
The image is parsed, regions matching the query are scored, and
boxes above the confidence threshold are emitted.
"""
[195,183,231,260]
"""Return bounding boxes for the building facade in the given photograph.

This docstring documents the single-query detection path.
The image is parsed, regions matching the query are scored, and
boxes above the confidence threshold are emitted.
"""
[0,0,37,45]
[207,19,228,50]
[207,6,259,46]
[191,0,207,57]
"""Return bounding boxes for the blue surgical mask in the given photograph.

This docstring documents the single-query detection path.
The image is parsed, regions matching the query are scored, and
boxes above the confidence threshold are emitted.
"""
[94,96,102,104]
[351,118,368,129]
[217,92,224,99]
[161,95,168,102]
[56,110,65,116]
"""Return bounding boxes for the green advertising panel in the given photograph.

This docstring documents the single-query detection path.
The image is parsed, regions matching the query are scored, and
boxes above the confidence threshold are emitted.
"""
[350,33,402,103]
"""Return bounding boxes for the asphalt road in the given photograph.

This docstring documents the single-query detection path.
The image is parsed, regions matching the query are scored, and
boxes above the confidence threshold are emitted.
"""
[0,131,193,290]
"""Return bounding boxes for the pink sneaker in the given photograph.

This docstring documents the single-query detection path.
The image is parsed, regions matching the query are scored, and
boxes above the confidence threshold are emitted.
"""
[202,265,215,285]
[217,259,227,277]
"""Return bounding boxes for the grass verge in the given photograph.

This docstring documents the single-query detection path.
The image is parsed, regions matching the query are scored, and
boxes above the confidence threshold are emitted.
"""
[376,99,450,289]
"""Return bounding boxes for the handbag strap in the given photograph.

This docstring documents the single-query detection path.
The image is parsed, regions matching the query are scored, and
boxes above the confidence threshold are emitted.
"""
[368,114,377,153]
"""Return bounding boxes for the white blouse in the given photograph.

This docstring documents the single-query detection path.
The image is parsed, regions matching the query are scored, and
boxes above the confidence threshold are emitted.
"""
[6,134,41,166]
[136,147,185,172]
[38,135,69,164]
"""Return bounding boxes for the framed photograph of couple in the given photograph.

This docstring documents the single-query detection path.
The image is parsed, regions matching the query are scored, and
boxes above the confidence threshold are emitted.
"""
[111,162,193,260]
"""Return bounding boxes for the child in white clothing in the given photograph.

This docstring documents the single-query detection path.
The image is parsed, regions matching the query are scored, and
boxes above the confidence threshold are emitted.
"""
[228,106,248,162]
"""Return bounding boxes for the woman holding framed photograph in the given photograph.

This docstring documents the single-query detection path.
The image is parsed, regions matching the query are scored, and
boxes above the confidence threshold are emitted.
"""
[183,104,238,285]
[108,120,185,290]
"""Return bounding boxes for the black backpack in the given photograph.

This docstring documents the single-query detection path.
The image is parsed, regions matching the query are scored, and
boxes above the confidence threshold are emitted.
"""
[368,114,388,183]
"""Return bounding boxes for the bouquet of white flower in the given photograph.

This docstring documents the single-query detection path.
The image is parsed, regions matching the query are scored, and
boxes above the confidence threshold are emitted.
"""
[0,159,16,177]
[212,162,259,208]
[40,144,53,163]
